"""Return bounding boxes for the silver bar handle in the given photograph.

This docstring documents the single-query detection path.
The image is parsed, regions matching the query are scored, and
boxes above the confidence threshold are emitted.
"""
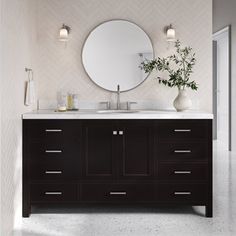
[174,129,191,132]
[45,129,62,132]
[45,150,62,153]
[174,150,191,153]
[45,171,62,174]
[174,192,191,195]
[174,171,192,174]
[109,192,127,195]
[45,192,62,195]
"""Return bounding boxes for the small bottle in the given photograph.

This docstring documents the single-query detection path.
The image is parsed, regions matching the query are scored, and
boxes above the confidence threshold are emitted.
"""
[57,91,67,112]
[67,92,73,110]
[72,94,79,110]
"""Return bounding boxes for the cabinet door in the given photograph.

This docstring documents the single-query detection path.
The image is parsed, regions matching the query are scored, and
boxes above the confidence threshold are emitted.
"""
[82,121,116,179]
[118,121,154,179]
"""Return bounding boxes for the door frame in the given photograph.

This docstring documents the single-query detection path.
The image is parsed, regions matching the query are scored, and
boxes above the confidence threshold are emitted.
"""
[213,25,232,151]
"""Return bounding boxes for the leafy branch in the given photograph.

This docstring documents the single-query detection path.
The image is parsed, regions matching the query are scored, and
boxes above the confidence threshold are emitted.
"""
[140,40,198,91]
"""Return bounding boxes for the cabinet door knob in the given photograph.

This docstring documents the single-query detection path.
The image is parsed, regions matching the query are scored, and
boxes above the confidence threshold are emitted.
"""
[119,131,124,135]
[113,131,118,135]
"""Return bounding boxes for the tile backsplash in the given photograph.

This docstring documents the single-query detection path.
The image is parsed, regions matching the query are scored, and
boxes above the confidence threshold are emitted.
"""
[35,0,212,112]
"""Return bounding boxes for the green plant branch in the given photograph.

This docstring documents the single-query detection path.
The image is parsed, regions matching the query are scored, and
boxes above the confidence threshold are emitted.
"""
[140,40,198,91]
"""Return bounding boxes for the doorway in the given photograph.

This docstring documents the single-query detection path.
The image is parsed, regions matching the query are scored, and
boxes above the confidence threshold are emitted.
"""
[213,26,231,151]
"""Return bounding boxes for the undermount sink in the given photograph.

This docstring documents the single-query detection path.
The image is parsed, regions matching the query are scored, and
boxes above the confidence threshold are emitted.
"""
[96,110,139,114]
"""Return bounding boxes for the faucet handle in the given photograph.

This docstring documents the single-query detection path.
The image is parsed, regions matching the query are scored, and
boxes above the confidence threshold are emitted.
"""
[127,102,137,110]
[100,101,111,110]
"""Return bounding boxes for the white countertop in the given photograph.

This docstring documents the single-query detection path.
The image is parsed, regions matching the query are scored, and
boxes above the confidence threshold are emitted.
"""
[22,109,213,119]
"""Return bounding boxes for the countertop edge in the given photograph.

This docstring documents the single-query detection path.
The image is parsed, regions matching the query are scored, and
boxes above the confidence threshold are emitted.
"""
[22,112,214,120]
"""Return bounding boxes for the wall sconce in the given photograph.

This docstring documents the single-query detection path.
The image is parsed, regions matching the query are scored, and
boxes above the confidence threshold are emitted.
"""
[166,24,176,42]
[59,24,71,42]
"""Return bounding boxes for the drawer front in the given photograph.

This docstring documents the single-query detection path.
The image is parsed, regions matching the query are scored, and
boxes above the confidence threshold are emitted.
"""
[80,184,156,202]
[157,142,208,161]
[25,120,81,143]
[157,120,208,141]
[29,142,79,160]
[158,163,208,181]
[30,160,80,180]
[31,184,78,202]
[158,184,207,203]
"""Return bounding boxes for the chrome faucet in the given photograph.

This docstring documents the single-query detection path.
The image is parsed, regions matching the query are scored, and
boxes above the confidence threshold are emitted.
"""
[116,84,121,110]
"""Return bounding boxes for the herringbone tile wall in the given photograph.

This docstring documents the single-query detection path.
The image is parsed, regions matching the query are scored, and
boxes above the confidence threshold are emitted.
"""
[1,0,37,235]
[35,0,212,111]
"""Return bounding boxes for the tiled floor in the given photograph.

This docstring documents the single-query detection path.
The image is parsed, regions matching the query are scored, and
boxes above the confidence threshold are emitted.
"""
[13,142,236,236]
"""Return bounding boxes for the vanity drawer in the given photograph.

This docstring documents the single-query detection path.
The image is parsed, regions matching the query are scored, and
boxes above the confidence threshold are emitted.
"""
[24,120,81,143]
[80,184,156,202]
[29,142,80,160]
[30,160,80,180]
[31,183,78,202]
[157,142,208,161]
[158,184,207,203]
[158,163,208,181]
[157,120,209,141]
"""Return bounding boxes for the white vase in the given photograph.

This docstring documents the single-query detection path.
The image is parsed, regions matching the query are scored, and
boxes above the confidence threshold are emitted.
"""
[173,88,192,112]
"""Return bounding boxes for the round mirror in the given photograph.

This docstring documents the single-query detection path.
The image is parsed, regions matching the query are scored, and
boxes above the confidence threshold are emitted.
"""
[82,20,154,92]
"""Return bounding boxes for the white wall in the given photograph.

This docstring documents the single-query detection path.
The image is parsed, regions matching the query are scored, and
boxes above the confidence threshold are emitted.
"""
[35,0,213,112]
[0,0,36,235]
[213,0,236,150]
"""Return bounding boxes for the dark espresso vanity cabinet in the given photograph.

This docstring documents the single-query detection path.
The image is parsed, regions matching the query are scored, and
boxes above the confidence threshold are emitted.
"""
[23,119,212,217]
[82,120,154,180]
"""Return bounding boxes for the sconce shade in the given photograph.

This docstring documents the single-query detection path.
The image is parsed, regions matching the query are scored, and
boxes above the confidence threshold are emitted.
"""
[166,25,175,42]
[59,28,68,41]
[59,24,71,42]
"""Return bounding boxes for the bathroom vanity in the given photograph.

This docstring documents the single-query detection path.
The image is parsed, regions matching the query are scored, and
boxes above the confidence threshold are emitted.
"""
[22,110,213,217]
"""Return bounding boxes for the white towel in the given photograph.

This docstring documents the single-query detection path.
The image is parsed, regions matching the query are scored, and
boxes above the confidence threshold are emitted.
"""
[25,80,36,106]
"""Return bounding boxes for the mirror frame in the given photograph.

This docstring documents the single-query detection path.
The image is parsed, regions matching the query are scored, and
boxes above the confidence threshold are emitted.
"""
[81,19,155,92]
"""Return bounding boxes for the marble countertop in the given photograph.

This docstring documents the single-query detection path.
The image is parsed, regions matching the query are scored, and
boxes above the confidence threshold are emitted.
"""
[22,109,213,119]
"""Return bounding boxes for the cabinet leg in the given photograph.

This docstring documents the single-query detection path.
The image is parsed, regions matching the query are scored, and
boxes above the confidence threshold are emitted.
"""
[23,202,31,218]
[205,204,213,218]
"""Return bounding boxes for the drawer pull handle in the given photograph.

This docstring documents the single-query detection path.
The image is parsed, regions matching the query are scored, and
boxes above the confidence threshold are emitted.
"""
[45,192,62,195]
[174,150,191,153]
[174,171,192,174]
[119,131,124,135]
[174,192,191,195]
[45,171,62,174]
[113,131,118,135]
[45,150,62,153]
[174,129,191,132]
[45,129,62,132]
[109,192,127,195]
